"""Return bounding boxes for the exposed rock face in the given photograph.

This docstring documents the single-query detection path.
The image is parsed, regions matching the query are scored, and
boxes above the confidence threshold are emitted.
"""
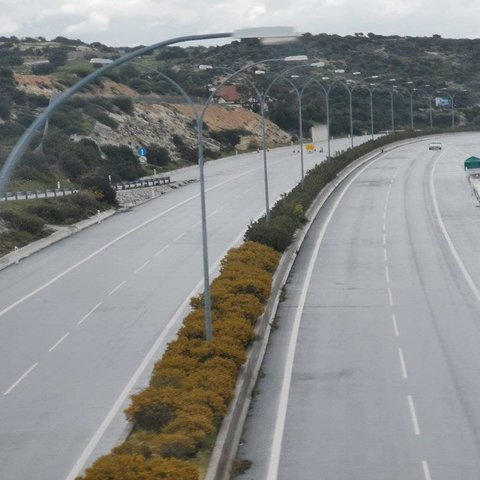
[14,74,292,163]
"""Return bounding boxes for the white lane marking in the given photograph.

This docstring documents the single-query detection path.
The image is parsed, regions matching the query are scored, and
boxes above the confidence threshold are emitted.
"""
[430,153,480,304]
[134,260,150,274]
[4,363,39,395]
[383,248,388,262]
[408,395,421,435]
[266,157,384,480]
[392,313,399,337]
[77,302,102,326]
[154,245,170,257]
[383,210,387,220]
[398,348,408,379]
[108,280,127,296]
[388,287,394,306]
[422,460,432,480]
[172,232,186,243]
[384,204,388,212]
[0,162,268,320]
[385,265,390,283]
[64,230,246,480]
[382,233,387,245]
[189,220,202,230]
[48,332,70,353]
[383,221,386,232]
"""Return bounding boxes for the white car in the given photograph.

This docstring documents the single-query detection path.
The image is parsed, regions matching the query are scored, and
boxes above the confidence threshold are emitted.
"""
[428,142,442,150]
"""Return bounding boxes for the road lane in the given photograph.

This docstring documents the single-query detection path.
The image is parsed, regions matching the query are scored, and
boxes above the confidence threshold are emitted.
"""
[0,135,369,479]
[237,132,480,479]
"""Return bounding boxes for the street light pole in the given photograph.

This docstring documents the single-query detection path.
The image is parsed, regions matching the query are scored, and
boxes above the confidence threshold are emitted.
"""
[0,26,298,196]
[0,27,299,344]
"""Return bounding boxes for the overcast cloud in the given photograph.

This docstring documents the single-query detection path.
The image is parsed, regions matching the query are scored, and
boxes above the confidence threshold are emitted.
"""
[0,0,479,46]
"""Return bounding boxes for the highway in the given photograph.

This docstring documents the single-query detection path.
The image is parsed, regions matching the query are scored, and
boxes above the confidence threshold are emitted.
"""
[0,135,363,480]
[236,132,480,480]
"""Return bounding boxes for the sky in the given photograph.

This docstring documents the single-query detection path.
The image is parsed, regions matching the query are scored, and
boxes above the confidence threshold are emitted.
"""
[1,0,480,46]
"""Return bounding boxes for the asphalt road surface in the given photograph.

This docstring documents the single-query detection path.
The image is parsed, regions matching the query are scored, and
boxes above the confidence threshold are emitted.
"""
[236,132,480,480]
[0,135,368,480]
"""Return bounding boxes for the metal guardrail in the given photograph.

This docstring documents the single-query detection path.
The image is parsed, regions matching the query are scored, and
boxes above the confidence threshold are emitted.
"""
[0,177,171,201]
[1,188,80,202]
[112,176,171,191]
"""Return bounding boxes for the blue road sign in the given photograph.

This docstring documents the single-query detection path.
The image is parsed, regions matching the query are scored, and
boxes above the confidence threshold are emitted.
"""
[138,147,148,156]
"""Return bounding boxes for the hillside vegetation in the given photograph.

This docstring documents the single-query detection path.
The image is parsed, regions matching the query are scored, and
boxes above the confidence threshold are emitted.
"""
[0,33,478,192]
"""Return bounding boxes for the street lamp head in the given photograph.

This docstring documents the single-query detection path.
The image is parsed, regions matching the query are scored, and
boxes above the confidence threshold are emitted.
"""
[370,75,380,79]
[310,61,325,67]
[232,26,299,45]
[254,70,266,75]
[352,71,361,75]
[198,64,213,70]
[389,78,396,82]
[334,69,345,74]
[284,55,308,62]
[291,74,300,78]
[322,76,330,80]
[407,81,414,84]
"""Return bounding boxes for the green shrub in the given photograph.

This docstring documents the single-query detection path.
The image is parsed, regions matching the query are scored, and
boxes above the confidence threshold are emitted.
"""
[112,96,134,115]
[0,209,45,234]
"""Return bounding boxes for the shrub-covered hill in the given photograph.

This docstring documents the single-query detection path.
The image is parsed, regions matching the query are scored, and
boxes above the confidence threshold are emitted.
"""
[0,32,479,193]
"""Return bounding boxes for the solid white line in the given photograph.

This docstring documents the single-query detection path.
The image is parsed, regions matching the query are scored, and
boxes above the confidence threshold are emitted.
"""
[388,287,394,306]
[64,231,246,480]
[266,157,383,480]
[172,232,186,243]
[0,162,268,321]
[385,265,390,283]
[48,332,70,353]
[383,248,388,262]
[134,260,150,274]
[422,460,432,480]
[108,280,127,296]
[392,313,399,337]
[4,363,38,395]
[408,395,421,435]
[77,302,102,326]
[430,153,480,304]
[398,348,408,379]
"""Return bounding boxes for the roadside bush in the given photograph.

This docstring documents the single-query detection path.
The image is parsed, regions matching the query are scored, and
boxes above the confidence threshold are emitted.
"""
[0,209,45,234]
[81,241,279,480]
[80,176,117,206]
[147,144,171,166]
[125,387,182,431]
[78,454,199,480]
[114,432,197,459]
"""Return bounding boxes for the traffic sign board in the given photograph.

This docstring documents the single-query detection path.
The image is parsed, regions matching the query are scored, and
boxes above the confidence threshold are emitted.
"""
[138,147,148,156]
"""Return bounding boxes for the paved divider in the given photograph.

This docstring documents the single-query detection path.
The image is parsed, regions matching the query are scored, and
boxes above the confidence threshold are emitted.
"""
[204,135,430,480]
